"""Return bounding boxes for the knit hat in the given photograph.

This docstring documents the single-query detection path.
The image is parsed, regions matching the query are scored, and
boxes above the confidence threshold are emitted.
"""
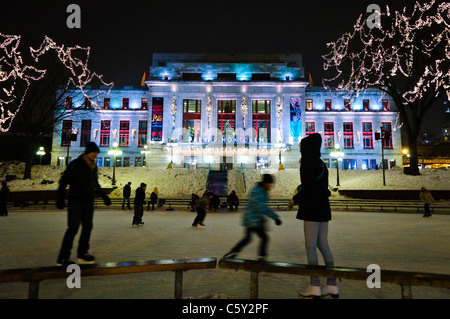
[262,174,274,184]
[140,183,147,188]
[84,142,100,154]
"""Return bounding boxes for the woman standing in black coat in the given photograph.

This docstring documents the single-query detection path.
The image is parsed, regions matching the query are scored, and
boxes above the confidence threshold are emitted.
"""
[295,133,338,299]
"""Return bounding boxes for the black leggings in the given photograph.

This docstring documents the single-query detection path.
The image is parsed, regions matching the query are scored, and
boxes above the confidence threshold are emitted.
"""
[230,227,268,257]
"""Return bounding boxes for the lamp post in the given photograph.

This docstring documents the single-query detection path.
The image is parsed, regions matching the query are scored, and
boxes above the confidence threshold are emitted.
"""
[36,147,46,165]
[108,142,122,186]
[141,145,150,167]
[330,144,344,187]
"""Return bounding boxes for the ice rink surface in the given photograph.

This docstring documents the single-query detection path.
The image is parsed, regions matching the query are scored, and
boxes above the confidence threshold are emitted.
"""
[0,207,448,300]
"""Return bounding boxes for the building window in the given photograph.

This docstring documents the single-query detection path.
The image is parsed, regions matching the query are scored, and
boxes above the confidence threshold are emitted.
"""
[84,97,92,109]
[135,157,143,167]
[65,97,72,109]
[382,99,390,111]
[305,121,315,135]
[252,100,271,143]
[343,159,357,170]
[61,120,72,146]
[343,122,354,149]
[256,157,269,169]
[100,120,111,147]
[122,98,129,110]
[382,122,393,149]
[362,122,373,149]
[80,120,91,147]
[306,99,313,111]
[325,99,332,111]
[324,121,334,148]
[104,157,111,167]
[119,120,130,147]
[141,98,148,110]
[344,99,351,111]
[138,120,148,147]
[218,100,236,143]
[183,99,201,142]
[103,97,110,110]
[123,157,130,167]
[363,99,370,111]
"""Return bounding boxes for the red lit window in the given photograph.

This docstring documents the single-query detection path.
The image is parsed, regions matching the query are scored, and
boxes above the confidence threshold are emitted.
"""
[183,99,201,142]
[119,120,129,147]
[343,122,354,149]
[65,97,72,109]
[306,99,313,111]
[61,120,72,146]
[122,98,129,110]
[344,99,351,111]
[141,98,148,110]
[84,97,91,109]
[305,121,315,135]
[363,99,370,111]
[252,100,271,143]
[100,120,111,147]
[382,122,393,149]
[324,122,334,148]
[103,98,110,110]
[382,99,390,111]
[138,120,148,146]
[80,120,91,147]
[362,122,373,149]
[325,99,332,111]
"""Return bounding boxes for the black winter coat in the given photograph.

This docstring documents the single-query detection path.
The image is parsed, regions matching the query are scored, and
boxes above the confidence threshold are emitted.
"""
[58,155,106,202]
[134,187,146,205]
[296,133,331,222]
[123,184,131,198]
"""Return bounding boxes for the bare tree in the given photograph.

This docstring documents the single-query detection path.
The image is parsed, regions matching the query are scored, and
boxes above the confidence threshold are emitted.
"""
[322,1,449,175]
[0,34,113,179]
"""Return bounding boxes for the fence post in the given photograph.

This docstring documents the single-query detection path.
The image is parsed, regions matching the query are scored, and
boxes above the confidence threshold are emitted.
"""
[400,284,412,299]
[28,281,40,299]
[174,270,183,299]
[250,272,259,299]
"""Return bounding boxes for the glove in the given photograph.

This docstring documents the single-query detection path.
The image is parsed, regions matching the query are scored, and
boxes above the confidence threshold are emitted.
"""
[275,219,282,226]
[102,195,112,206]
[56,199,65,209]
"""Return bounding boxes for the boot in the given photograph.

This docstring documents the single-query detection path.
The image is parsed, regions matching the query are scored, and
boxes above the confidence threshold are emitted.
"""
[321,285,339,298]
[299,285,321,299]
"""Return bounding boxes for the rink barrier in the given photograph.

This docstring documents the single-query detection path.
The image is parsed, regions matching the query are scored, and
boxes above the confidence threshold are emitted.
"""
[218,258,450,299]
[0,257,217,299]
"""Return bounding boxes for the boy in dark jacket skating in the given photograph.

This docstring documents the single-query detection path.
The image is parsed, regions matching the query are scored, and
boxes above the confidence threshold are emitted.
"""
[223,174,282,261]
[133,183,147,226]
[56,142,111,266]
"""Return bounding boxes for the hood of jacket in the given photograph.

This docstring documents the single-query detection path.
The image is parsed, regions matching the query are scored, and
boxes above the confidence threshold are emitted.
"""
[300,133,322,162]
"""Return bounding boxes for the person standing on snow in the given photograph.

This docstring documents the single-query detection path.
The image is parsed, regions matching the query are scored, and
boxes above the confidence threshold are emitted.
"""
[132,183,147,226]
[222,174,282,261]
[56,142,111,267]
[294,133,338,299]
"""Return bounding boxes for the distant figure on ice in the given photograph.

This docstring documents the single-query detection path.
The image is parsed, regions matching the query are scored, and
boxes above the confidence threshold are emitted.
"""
[192,193,209,228]
[294,133,338,299]
[122,182,132,210]
[0,181,10,216]
[56,142,111,267]
[227,190,239,211]
[190,193,200,212]
[420,187,435,217]
[149,187,159,211]
[132,183,147,226]
[222,174,282,261]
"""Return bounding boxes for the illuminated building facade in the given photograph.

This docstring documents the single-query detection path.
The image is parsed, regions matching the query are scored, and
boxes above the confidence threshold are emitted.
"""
[51,53,402,170]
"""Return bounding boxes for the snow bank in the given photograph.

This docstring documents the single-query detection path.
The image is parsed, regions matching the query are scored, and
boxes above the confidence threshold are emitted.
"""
[1,161,449,198]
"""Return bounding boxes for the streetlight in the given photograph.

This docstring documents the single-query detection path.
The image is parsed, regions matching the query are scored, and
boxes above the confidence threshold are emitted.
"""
[141,145,150,167]
[330,144,344,187]
[167,142,177,169]
[36,147,46,165]
[108,142,122,186]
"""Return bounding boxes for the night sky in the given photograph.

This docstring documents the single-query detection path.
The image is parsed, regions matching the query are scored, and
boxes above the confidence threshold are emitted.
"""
[0,0,443,134]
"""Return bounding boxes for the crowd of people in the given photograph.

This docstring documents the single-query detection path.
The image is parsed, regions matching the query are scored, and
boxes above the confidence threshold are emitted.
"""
[25,133,436,300]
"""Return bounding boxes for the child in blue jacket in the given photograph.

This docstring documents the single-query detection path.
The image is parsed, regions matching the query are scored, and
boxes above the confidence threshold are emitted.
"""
[223,174,282,261]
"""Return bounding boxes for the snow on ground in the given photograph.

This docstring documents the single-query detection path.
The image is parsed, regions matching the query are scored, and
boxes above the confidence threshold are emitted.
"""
[1,161,450,198]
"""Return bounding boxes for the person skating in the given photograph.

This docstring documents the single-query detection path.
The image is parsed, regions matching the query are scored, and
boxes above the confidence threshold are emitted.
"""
[56,142,111,267]
[0,181,10,216]
[122,182,132,210]
[222,174,282,261]
[420,187,435,217]
[192,193,209,228]
[132,183,147,226]
[294,133,338,299]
